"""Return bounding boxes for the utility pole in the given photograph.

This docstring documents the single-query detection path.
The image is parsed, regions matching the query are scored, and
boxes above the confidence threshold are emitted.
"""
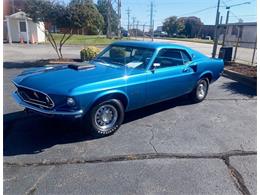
[225,8,230,24]
[220,16,223,24]
[222,7,230,46]
[136,20,139,37]
[106,0,112,38]
[132,17,136,37]
[212,0,221,58]
[149,1,154,41]
[152,20,155,41]
[117,0,121,38]
[143,24,145,40]
[126,8,131,35]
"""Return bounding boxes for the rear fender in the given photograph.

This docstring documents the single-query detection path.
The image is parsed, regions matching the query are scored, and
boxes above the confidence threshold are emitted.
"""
[199,71,214,82]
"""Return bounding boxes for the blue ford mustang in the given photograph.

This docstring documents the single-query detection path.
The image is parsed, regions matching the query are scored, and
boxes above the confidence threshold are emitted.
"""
[12,41,224,136]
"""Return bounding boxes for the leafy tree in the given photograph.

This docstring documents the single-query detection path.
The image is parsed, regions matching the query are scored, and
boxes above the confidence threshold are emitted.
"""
[25,0,103,59]
[163,16,203,38]
[25,0,68,59]
[96,0,119,36]
[162,16,178,37]
[176,17,186,35]
[183,16,203,38]
[68,0,104,35]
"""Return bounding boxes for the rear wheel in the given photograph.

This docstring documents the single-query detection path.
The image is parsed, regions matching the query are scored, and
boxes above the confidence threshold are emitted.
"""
[86,99,124,137]
[190,78,209,103]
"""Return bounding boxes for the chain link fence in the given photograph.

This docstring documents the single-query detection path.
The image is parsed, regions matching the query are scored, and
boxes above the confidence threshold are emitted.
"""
[218,22,257,66]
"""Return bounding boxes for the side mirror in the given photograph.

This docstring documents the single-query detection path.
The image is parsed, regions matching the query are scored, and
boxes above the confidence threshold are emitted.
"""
[153,63,160,67]
[151,63,160,72]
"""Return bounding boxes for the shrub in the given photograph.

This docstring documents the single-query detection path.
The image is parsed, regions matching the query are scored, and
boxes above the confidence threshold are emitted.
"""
[80,46,101,61]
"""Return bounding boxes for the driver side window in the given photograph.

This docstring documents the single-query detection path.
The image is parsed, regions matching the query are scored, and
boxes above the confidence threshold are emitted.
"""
[154,49,189,69]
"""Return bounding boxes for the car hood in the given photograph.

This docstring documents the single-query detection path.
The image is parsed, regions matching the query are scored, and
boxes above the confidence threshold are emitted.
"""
[12,63,133,95]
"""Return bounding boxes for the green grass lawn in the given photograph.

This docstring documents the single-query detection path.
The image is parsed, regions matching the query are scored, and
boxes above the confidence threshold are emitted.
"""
[49,33,217,46]
[50,34,127,46]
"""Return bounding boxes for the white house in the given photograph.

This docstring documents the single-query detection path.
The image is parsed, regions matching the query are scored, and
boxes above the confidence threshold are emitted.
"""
[4,11,45,44]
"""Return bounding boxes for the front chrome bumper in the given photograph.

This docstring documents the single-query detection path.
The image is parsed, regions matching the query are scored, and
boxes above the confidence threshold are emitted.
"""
[12,92,83,118]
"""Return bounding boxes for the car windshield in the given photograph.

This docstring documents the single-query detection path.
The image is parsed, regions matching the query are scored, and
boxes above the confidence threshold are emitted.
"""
[93,45,155,69]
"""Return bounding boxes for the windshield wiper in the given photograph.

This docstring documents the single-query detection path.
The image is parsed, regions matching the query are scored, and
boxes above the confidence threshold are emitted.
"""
[110,61,125,66]
[92,58,108,64]
[93,58,124,67]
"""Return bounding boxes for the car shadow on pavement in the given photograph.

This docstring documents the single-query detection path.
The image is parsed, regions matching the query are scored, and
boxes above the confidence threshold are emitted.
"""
[221,81,256,97]
[3,96,191,157]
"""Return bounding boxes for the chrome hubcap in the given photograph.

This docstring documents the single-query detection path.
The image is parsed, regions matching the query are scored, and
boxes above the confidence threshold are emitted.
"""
[94,105,118,131]
[196,80,207,99]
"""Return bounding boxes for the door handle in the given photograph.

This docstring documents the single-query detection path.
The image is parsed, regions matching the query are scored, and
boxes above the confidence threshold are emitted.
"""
[183,67,189,72]
[190,64,197,72]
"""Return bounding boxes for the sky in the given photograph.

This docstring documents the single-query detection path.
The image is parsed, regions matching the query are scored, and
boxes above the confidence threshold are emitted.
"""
[63,0,257,29]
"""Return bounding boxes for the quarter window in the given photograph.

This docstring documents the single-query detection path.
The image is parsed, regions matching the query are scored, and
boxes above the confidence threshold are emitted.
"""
[180,50,191,64]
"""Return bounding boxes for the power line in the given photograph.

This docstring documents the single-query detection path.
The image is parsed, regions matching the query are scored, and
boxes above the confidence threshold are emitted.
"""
[221,0,252,21]
[230,11,240,20]
[177,5,228,17]
[222,0,241,20]
[225,0,255,3]
[229,14,256,17]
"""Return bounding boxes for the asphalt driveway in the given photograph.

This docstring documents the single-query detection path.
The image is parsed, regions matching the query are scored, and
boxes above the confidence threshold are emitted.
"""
[3,44,257,194]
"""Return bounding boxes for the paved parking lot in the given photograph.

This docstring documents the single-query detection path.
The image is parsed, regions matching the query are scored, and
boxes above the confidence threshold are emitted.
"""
[3,43,257,194]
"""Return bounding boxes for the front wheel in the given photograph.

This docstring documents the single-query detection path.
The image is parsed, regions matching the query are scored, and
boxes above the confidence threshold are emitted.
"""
[86,99,125,137]
[189,78,209,103]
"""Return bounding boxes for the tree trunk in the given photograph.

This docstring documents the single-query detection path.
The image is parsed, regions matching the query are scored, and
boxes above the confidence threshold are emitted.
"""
[45,29,73,60]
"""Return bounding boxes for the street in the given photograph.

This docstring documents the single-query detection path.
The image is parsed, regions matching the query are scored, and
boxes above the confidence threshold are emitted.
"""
[3,43,256,194]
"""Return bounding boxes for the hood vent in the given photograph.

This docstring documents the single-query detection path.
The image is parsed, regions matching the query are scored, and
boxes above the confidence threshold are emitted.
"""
[68,64,95,71]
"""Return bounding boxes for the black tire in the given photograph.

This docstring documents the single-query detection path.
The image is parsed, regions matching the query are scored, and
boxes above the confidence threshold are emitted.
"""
[189,78,209,103]
[85,99,124,137]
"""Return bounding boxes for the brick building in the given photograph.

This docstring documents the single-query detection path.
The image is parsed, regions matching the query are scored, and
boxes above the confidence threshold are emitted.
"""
[3,0,26,17]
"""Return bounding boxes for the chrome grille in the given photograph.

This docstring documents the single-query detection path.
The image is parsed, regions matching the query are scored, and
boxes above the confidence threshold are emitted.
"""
[17,86,54,109]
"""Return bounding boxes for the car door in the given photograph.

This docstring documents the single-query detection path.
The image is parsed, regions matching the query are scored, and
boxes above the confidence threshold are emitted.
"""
[146,48,197,105]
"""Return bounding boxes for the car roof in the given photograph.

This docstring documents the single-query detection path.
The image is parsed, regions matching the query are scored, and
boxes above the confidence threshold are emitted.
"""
[112,40,190,50]
[111,40,207,59]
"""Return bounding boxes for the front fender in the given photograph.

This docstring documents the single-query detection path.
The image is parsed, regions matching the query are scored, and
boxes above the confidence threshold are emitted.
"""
[93,89,129,105]
[79,89,129,114]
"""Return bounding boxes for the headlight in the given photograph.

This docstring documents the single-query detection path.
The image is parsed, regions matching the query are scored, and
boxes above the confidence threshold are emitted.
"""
[66,97,76,107]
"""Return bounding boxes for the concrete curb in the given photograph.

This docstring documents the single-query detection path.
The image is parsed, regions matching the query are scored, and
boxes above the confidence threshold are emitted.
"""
[223,69,257,89]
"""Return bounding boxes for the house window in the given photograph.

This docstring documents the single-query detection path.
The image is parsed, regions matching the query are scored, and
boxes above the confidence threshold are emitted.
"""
[19,21,26,32]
